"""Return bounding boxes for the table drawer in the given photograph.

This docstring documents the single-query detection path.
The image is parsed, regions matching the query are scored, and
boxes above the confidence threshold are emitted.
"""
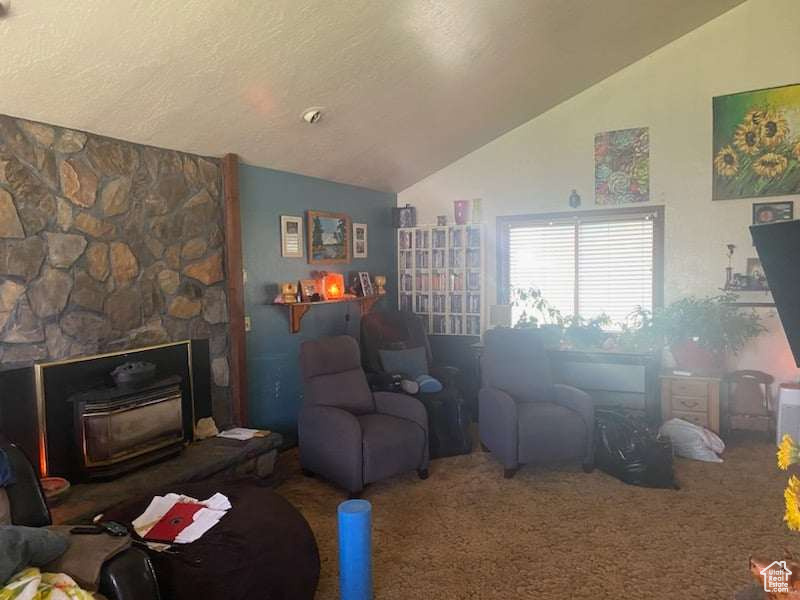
[669,379,709,398]
[671,395,708,413]
[672,410,709,428]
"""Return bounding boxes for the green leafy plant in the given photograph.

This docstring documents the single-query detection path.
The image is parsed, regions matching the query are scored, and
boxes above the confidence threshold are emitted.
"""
[618,293,765,358]
[562,314,612,349]
[510,287,564,329]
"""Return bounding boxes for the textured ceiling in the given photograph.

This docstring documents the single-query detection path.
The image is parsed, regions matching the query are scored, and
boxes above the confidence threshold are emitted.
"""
[0,0,745,192]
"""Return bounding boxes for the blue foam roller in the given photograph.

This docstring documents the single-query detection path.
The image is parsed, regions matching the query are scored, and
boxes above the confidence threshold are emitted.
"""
[338,499,372,600]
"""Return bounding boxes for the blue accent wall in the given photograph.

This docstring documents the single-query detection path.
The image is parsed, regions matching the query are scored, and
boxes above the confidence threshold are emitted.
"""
[239,164,396,434]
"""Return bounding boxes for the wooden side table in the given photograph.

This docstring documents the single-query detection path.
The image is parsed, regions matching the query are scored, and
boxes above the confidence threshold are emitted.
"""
[660,373,722,433]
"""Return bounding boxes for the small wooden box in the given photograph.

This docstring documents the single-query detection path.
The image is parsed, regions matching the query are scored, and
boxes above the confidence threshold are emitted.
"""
[660,373,721,433]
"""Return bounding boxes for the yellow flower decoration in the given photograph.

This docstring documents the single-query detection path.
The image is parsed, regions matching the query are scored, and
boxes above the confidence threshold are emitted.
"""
[743,109,766,127]
[793,141,800,161]
[753,152,788,178]
[759,111,789,148]
[778,434,800,470]
[733,123,761,155]
[785,475,800,531]
[714,145,739,176]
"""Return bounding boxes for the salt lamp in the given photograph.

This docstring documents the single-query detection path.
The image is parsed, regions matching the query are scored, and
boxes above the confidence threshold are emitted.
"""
[323,273,345,300]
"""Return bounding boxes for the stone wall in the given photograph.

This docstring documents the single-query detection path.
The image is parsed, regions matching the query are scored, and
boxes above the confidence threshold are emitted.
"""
[0,114,232,425]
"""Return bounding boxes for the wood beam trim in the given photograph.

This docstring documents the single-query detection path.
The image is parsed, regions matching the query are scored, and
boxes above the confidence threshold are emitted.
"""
[222,153,248,426]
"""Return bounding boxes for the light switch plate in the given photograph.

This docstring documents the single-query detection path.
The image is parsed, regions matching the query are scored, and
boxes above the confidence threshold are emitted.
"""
[244,316,251,331]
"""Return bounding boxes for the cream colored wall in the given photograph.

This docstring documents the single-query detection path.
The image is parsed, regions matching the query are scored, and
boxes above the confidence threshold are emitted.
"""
[399,0,800,385]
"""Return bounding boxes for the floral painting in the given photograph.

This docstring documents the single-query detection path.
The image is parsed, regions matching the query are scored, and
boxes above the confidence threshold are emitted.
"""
[594,127,649,205]
[713,83,800,200]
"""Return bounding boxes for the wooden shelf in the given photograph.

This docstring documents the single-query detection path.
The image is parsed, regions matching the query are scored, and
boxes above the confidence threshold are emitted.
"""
[275,295,383,333]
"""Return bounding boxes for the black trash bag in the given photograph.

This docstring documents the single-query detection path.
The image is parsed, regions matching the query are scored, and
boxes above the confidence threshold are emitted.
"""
[595,409,678,489]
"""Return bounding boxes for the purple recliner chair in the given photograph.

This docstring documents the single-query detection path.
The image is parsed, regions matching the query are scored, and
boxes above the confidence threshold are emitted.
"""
[298,335,430,495]
[479,327,595,478]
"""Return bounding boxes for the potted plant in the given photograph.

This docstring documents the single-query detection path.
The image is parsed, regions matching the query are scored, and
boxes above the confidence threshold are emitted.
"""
[620,293,765,370]
[510,287,564,348]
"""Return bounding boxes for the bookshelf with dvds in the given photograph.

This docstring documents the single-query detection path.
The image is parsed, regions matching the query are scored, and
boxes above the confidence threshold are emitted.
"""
[397,224,483,335]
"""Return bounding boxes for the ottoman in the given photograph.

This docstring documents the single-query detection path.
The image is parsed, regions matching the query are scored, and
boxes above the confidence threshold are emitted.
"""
[103,479,320,600]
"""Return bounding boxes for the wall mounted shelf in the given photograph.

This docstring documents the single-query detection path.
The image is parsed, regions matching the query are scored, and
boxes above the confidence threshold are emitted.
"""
[275,295,383,333]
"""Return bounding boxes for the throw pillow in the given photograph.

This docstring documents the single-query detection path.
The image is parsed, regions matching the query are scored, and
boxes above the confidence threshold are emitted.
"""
[379,347,428,378]
[415,374,443,394]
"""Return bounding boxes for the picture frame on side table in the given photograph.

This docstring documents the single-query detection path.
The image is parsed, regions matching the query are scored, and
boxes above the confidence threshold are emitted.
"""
[307,210,351,264]
[353,223,368,258]
[358,272,374,297]
[280,215,304,258]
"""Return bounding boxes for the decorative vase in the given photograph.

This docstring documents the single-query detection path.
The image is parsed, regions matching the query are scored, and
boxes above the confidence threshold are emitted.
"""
[454,200,470,225]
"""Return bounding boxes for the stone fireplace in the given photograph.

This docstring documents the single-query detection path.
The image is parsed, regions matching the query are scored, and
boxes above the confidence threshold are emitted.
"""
[0,114,232,427]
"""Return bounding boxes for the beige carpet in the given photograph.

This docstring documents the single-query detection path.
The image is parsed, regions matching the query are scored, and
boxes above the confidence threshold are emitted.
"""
[276,436,794,599]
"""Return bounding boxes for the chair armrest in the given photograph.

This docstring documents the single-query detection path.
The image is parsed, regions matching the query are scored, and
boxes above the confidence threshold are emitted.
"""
[429,365,460,387]
[374,392,428,433]
[298,405,364,493]
[478,387,519,469]
[373,391,429,470]
[553,383,595,463]
[99,547,161,600]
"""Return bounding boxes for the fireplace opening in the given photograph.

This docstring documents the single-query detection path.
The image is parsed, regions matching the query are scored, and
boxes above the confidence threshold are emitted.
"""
[0,339,214,481]
[71,375,185,479]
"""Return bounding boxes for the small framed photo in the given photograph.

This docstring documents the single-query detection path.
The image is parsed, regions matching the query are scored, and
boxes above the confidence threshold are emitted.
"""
[353,223,368,258]
[299,279,320,302]
[280,215,303,258]
[746,257,769,290]
[753,201,793,225]
[358,272,373,297]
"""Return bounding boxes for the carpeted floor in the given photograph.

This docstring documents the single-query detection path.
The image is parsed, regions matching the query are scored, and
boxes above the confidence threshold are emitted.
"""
[276,436,794,599]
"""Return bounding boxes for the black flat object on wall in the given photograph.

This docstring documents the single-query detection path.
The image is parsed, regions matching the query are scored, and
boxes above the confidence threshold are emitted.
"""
[751,220,800,366]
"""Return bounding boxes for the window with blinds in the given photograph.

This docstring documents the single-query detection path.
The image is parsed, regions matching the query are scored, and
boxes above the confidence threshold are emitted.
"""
[503,209,661,328]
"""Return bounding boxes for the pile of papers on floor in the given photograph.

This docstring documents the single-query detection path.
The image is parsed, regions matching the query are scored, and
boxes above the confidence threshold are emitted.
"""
[132,492,231,545]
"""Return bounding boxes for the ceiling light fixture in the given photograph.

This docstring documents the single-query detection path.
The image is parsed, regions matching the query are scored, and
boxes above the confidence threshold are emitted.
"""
[301,107,324,124]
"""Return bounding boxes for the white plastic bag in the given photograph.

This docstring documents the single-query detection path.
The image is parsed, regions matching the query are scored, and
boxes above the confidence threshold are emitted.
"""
[658,418,725,462]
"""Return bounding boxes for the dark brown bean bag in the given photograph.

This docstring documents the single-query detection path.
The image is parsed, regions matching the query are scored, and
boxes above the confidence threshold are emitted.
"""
[103,479,319,600]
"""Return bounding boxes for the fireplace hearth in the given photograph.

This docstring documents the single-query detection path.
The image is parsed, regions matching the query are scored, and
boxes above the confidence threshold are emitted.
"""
[0,339,212,480]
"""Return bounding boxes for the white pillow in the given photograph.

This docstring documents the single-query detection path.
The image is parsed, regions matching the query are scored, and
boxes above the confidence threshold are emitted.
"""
[659,418,725,463]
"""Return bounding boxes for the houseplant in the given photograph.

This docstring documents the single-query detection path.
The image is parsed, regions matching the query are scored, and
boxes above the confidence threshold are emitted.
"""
[510,287,565,348]
[619,293,765,369]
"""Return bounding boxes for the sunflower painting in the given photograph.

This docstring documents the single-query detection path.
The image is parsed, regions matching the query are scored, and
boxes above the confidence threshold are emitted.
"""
[713,83,800,200]
[594,127,649,205]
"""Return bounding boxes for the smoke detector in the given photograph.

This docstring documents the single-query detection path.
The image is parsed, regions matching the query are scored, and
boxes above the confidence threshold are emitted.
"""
[301,107,324,124]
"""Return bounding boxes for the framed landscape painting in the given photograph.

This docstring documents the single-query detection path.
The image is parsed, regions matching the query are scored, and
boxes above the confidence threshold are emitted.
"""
[713,83,800,200]
[307,210,351,264]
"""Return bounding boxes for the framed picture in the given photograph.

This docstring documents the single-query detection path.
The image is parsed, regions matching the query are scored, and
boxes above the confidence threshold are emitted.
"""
[712,83,800,200]
[280,215,303,258]
[307,210,351,264]
[299,279,320,302]
[746,257,769,290]
[353,223,368,258]
[358,272,373,297]
[753,201,794,225]
[594,127,649,205]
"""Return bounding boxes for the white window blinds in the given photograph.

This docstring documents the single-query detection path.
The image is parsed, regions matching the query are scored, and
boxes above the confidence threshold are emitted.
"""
[578,219,654,325]
[507,213,655,327]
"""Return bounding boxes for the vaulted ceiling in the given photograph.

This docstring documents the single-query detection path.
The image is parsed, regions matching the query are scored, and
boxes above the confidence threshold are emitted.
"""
[0,0,745,192]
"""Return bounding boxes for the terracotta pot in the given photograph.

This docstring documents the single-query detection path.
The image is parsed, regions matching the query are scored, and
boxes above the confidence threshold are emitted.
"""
[670,339,720,371]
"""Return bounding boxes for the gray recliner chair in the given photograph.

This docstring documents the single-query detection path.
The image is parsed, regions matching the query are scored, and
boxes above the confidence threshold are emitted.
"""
[479,327,595,478]
[298,335,430,495]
